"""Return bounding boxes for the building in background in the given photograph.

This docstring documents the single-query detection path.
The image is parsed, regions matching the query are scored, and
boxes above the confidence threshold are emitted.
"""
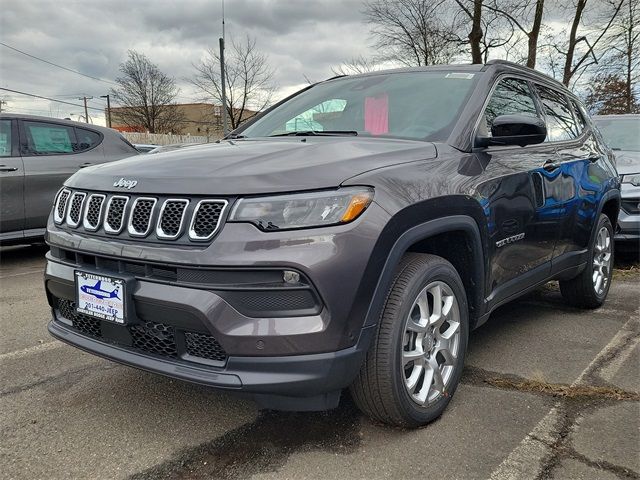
[108,103,257,139]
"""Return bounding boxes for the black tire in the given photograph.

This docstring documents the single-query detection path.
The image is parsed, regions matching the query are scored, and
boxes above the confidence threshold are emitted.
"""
[560,214,614,309]
[350,253,469,428]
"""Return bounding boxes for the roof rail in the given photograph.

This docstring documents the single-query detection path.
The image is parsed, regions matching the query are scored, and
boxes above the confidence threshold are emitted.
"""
[484,59,568,90]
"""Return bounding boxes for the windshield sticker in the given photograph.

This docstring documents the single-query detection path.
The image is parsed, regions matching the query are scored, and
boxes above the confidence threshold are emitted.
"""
[446,73,475,79]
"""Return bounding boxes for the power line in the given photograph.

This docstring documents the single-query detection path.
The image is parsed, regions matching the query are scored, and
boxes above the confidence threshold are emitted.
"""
[0,88,105,112]
[0,42,117,86]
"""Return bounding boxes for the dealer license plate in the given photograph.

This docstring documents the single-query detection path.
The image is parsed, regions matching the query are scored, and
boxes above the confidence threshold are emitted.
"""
[75,271,126,324]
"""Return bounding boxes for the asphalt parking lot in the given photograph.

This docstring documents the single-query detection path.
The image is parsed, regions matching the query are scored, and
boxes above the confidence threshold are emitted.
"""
[1,245,638,480]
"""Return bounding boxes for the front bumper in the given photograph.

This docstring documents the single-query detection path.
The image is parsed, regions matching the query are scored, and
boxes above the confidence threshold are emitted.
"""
[48,318,374,410]
[44,202,390,409]
[615,194,639,245]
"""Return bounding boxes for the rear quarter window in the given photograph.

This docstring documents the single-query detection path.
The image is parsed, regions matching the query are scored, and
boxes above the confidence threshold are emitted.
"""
[75,127,102,151]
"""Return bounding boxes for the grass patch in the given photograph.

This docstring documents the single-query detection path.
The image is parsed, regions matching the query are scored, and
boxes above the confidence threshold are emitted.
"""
[486,377,639,401]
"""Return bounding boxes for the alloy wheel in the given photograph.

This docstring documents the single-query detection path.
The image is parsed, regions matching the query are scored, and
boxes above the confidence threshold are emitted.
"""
[401,281,461,405]
[593,226,612,295]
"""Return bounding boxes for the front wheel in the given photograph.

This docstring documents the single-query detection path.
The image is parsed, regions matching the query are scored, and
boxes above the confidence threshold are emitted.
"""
[350,253,469,427]
[560,213,614,308]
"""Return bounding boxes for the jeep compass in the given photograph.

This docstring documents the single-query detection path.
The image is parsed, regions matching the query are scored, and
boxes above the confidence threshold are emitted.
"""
[44,61,620,427]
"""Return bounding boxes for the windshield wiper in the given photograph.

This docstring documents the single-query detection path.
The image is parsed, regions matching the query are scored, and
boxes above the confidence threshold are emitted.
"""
[225,133,246,139]
[269,130,358,137]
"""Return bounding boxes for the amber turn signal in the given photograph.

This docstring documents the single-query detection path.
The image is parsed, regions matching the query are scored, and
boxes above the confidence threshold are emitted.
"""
[341,191,374,223]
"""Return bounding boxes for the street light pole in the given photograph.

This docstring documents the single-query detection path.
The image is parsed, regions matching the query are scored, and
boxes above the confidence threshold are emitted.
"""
[100,94,112,128]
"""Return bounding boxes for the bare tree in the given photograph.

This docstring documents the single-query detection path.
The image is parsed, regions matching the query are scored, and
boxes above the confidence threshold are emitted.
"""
[190,35,277,130]
[484,0,546,68]
[363,0,463,66]
[454,0,515,63]
[598,0,639,111]
[560,0,625,86]
[110,50,184,133]
[331,55,382,76]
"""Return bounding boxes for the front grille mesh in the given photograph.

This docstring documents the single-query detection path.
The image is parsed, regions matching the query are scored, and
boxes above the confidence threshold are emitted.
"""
[130,321,178,357]
[84,195,104,229]
[105,197,127,232]
[159,201,188,237]
[191,202,225,239]
[68,193,85,225]
[130,199,155,235]
[56,190,70,221]
[55,298,227,364]
[185,331,227,361]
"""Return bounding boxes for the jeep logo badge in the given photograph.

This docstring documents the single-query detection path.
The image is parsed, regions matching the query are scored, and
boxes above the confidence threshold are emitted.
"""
[113,178,138,189]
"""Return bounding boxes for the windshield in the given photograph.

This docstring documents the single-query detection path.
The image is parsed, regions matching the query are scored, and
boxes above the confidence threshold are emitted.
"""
[239,71,479,141]
[593,117,640,151]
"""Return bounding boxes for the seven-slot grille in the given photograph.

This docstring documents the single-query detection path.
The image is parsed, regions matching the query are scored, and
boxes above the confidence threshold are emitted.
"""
[53,189,227,242]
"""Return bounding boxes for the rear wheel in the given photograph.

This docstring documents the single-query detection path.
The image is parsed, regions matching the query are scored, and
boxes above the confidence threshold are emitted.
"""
[560,214,614,308]
[350,253,469,427]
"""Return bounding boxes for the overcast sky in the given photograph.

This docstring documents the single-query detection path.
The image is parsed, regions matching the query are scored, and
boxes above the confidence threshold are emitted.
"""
[0,0,376,125]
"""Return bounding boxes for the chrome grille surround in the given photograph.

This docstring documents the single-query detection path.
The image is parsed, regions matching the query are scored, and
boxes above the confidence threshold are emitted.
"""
[103,195,129,234]
[127,197,157,237]
[54,188,71,224]
[156,199,189,240]
[65,192,87,228]
[188,199,228,241]
[82,194,106,231]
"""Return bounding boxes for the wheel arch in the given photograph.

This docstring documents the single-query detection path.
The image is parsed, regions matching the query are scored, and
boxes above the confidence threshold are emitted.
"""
[351,207,487,339]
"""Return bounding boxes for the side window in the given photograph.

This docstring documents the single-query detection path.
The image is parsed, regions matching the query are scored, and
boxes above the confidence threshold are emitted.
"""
[23,121,77,155]
[75,127,102,151]
[482,78,538,135]
[536,86,577,142]
[0,120,13,157]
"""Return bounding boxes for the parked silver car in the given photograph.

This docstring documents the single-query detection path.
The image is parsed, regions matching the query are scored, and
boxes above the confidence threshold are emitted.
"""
[593,114,640,248]
[0,114,139,244]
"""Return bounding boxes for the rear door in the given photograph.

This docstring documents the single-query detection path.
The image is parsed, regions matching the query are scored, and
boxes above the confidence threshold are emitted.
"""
[19,119,105,231]
[532,85,612,266]
[0,118,25,236]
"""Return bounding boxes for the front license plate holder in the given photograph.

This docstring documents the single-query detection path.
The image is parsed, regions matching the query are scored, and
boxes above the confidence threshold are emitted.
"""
[75,270,130,324]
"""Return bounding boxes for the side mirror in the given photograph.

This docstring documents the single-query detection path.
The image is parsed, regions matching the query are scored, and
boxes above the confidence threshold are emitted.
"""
[476,114,547,148]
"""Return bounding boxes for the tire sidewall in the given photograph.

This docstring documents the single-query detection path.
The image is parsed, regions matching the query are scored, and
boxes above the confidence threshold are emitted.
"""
[388,261,469,425]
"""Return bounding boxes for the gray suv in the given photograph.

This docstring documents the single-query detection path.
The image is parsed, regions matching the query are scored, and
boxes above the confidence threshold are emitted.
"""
[0,114,138,244]
[44,61,620,427]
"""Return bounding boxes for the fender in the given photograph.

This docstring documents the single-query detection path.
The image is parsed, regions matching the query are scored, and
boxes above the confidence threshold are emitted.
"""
[349,215,485,342]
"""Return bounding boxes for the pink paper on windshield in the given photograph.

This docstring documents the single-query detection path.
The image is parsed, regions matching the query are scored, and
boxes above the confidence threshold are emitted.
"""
[364,94,388,135]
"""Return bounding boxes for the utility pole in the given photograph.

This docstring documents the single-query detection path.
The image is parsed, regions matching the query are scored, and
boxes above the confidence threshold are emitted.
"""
[100,94,112,128]
[79,96,92,123]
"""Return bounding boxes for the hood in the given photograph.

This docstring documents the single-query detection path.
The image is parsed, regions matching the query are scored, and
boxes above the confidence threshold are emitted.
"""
[65,137,437,195]
[614,150,640,175]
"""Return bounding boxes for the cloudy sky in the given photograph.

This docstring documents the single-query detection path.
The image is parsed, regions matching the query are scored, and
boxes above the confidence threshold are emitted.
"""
[0,0,376,125]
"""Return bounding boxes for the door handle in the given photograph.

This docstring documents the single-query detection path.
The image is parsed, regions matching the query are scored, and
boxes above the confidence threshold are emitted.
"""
[79,162,92,168]
[0,166,18,172]
[543,160,560,172]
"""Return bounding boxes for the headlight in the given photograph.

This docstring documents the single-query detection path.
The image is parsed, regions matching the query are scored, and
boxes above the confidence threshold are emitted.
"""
[620,173,640,187]
[229,187,374,230]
